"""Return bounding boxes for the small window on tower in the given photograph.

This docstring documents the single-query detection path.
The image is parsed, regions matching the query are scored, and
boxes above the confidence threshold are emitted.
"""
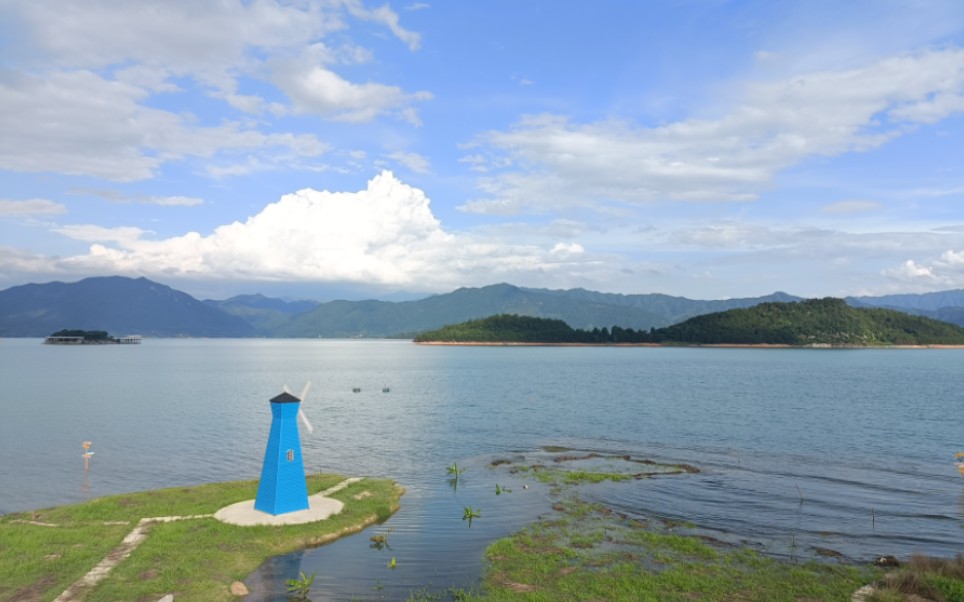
[286,449,294,462]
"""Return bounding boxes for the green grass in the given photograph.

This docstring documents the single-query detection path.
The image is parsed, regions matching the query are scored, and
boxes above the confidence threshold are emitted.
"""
[0,473,402,602]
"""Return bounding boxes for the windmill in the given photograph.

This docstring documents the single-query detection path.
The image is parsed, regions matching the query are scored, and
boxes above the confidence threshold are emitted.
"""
[254,382,315,515]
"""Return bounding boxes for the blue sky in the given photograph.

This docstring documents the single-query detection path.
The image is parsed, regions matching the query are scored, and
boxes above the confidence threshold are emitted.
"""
[1,0,963,301]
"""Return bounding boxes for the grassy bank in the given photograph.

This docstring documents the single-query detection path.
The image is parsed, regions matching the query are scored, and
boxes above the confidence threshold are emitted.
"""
[0,474,402,602]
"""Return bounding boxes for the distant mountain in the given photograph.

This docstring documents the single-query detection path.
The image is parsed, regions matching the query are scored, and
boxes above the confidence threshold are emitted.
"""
[275,283,806,338]
[0,276,254,337]
[204,294,319,333]
[845,289,964,327]
[848,289,964,312]
[4,276,964,338]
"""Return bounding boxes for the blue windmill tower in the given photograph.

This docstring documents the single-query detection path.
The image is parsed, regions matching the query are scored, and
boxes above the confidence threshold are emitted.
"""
[255,383,315,515]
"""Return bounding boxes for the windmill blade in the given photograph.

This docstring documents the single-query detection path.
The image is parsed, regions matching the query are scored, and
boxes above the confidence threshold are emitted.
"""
[299,381,311,403]
[298,409,314,434]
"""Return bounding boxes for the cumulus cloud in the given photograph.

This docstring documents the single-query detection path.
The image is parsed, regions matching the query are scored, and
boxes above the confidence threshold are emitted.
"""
[464,48,964,214]
[884,259,937,280]
[49,172,593,289]
[883,247,964,290]
[0,199,67,216]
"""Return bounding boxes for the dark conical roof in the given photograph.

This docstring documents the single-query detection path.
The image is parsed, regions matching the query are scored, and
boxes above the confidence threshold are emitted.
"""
[270,391,300,403]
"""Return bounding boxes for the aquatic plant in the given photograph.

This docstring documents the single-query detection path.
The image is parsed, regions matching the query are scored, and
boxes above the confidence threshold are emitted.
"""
[463,506,481,527]
[447,462,465,478]
[495,484,512,495]
[369,528,392,551]
[388,556,397,569]
[286,571,315,600]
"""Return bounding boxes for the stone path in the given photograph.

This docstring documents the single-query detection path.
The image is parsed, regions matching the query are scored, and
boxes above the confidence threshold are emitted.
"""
[50,478,360,602]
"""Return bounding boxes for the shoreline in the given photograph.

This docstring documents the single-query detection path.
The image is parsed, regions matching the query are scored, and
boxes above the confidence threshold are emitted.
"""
[415,341,964,349]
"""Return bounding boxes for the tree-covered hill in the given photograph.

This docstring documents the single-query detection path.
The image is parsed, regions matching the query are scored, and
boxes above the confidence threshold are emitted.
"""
[414,314,583,343]
[654,297,964,345]
[414,299,964,346]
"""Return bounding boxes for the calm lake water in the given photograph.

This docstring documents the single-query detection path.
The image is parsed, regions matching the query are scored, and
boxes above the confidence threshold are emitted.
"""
[1,339,962,599]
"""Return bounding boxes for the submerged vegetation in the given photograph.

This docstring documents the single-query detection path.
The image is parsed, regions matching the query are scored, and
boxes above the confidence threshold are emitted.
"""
[440,451,964,602]
[414,299,964,346]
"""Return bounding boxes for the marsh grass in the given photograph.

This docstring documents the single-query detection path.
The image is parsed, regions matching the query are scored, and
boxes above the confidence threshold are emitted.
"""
[867,553,964,602]
[0,473,402,602]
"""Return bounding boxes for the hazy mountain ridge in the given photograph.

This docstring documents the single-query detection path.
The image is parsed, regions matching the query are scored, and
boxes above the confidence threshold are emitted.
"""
[2,276,963,338]
[0,276,254,337]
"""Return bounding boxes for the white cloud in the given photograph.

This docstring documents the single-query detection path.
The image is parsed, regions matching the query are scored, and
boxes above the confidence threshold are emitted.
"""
[0,199,67,216]
[884,259,937,280]
[148,196,204,207]
[272,62,431,123]
[344,0,422,51]
[821,200,882,215]
[882,247,964,290]
[53,225,149,246]
[49,172,594,289]
[0,0,425,180]
[465,48,964,214]
[0,70,329,181]
[389,151,431,174]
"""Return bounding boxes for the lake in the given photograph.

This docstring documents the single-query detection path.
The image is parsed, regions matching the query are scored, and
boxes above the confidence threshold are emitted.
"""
[1,339,962,599]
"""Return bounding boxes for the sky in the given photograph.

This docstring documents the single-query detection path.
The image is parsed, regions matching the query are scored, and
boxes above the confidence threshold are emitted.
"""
[1,0,963,302]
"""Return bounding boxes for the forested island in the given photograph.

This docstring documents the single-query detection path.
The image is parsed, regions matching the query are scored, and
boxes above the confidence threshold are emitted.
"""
[413,298,964,346]
[43,329,141,344]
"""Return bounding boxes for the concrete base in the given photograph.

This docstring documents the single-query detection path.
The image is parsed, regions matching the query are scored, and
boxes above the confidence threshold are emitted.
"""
[214,491,344,526]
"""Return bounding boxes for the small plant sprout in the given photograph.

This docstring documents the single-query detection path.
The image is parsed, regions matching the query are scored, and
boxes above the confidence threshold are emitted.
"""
[495,484,512,495]
[388,556,397,569]
[286,571,315,600]
[463,506,481,527]
[447,462,466,478]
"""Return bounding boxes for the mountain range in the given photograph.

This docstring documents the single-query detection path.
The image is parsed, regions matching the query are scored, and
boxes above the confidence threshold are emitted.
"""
[1,275,963,338]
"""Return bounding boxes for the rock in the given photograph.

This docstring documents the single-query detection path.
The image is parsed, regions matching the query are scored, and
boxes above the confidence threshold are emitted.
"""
[874,555,900,567]
[851,584,875,601]
[230,581,249,596]
[158,595,174,602]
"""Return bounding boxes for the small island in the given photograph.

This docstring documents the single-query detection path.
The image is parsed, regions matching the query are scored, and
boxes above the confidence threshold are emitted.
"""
[43,329,142,344]
[414,298,964,346]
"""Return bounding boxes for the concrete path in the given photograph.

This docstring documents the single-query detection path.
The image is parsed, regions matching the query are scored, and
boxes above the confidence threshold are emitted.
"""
[51,478,361,602]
